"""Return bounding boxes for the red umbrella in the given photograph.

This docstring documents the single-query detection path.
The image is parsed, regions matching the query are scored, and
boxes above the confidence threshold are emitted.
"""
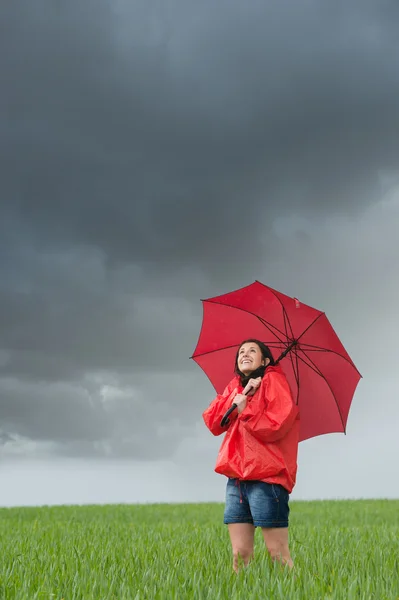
[191,280,361,442]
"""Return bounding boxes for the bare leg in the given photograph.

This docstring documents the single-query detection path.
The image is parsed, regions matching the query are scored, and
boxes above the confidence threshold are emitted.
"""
[261,527,294,568]
[227,523,255,573]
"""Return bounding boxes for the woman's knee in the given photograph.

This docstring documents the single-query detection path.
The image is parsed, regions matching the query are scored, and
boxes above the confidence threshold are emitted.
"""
[233,545,253,564]
[262,527,290,560]
[266,541,286,561]
[264,541,293,567]
[228,523,255,566]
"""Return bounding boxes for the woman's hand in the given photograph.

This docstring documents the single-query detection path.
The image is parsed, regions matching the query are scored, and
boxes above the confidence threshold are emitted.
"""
[234,378,262,414]
[243,377,262,396]
[234,394,248,414]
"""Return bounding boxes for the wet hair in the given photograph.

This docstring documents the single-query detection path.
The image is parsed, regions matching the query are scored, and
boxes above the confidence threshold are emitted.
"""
[234,339,275,387]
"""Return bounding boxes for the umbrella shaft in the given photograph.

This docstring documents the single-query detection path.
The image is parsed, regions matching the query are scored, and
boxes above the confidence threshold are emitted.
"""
[277,340,298,362]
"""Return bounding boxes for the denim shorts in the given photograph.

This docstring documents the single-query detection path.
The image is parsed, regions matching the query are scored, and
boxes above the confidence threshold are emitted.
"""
[223,478,290,528]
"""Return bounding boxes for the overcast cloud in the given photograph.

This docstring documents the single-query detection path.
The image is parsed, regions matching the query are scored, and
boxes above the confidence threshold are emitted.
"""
[1,0,399,505]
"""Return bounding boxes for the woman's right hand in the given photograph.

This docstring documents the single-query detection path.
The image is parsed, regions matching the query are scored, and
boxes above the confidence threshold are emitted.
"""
[234,394,248,414]
[243,377,261,396]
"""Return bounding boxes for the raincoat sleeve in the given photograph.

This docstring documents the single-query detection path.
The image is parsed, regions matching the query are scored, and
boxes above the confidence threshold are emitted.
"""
[202,380,239,436]
[239,371,298,443]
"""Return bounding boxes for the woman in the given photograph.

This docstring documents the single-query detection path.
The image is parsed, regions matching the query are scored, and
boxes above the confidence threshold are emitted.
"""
[202,339,300,572]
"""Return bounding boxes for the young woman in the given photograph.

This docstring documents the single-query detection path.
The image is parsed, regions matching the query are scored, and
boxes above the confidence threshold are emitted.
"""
[202,339,300,572]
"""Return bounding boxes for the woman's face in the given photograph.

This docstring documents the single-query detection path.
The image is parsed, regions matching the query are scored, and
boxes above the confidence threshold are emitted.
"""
[237,342,266,375]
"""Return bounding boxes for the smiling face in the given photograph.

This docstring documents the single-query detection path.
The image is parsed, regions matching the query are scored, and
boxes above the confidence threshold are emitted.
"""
[237,341,268,375]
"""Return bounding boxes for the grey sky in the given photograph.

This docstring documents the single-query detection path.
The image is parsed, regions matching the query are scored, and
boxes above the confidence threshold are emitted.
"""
[1,0,399,505]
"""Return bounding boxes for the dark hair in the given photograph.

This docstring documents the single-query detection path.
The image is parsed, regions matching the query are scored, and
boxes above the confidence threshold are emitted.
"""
[234,339,275,387]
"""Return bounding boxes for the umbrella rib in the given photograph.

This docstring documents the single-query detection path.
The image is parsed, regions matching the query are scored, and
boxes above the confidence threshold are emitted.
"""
[292,315,360,376]
[294,348,346,433]
[295,312,324,344]
[281,306,301,401]
[203,299,288,343]
[288,345,300,403]
[283,305,295,341]
[289,344,362,375]
[299,346,338,351]
[257,317,288,345]
[255,279,298,342]
[190,342,244,359]
[282,309,294,358]
[292,348,324,376]
[294,347,300,394]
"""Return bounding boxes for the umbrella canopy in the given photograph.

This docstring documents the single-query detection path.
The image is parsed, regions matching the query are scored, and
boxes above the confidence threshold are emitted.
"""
[191,280,361,442]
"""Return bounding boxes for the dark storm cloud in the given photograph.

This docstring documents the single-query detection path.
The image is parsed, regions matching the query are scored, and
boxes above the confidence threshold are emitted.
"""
[1,0,398,457]
[0,242,200,384]
[2,0,399,266]
[0,369,200,459]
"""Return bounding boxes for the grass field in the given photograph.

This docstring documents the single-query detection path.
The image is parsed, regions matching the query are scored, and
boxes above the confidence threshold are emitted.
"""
[0,499,398,599]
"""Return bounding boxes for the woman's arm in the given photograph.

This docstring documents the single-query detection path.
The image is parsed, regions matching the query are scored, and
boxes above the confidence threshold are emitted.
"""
[202,380,239,436]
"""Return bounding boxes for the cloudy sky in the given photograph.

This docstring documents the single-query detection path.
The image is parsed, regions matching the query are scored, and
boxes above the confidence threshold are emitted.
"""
[1,0,399,506]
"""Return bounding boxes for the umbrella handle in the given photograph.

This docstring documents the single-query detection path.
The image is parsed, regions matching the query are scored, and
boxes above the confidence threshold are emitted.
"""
[220,386,252,428]
[220,403,237,427]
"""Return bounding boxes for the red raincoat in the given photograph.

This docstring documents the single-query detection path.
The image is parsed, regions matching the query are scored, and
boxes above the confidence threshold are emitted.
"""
[202,365,300,493]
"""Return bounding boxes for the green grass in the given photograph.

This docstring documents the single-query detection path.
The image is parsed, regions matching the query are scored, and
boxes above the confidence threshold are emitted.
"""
[0,500,398,599]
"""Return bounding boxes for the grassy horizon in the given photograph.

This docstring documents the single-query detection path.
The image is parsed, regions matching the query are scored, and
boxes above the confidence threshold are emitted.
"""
[0,499,398,599]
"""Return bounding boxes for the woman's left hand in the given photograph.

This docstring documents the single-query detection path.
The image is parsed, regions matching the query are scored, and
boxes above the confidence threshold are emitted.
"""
[243,377,262,396]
